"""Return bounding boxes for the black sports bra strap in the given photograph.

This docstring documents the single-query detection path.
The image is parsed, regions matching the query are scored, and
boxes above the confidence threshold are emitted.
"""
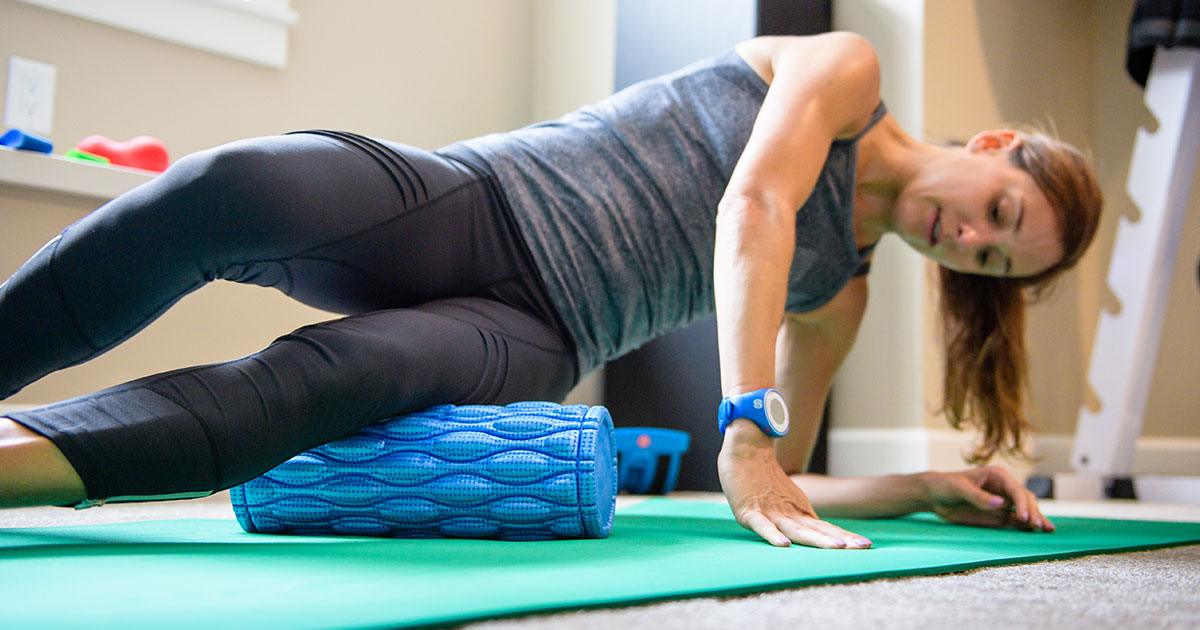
[843,102,888,143]
[853,239,879,277]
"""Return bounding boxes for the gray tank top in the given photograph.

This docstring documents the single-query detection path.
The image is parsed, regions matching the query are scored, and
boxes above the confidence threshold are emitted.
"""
[439,49,884,376]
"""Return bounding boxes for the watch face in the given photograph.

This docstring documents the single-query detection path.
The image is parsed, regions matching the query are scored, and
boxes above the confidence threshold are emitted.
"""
[764,389,789,434]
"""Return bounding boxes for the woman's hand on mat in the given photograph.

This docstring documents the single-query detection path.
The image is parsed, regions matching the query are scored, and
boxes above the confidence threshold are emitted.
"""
[918,466,1055,532]
[718,431,873,549]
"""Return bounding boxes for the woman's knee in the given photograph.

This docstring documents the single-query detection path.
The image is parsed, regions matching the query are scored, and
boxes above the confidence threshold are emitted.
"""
[161,137,299,221]
[269,303,575,415]
[169,136,284,187]
[101,137,286,261]
[146,135,349,265]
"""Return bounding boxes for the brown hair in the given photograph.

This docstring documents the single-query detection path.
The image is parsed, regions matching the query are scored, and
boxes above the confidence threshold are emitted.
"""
[939,130,1103,463]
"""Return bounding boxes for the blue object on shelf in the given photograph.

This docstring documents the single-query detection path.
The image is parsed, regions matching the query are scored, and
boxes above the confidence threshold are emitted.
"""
[0,128,53,153]
[230,401,616,541]
[614,427,691,495]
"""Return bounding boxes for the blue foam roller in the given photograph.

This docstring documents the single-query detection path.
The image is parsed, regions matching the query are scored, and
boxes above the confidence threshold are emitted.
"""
[0,128,53,153]
[229,402,617,540]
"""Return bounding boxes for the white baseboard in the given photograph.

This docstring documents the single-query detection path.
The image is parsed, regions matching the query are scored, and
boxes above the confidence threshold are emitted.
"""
[1030,433,1200,477]
[827,428,935,477]
[829,427,1200,478]
[11,399,1196,481]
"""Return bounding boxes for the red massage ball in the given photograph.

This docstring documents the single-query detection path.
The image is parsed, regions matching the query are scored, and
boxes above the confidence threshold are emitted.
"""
[76,135,170,172]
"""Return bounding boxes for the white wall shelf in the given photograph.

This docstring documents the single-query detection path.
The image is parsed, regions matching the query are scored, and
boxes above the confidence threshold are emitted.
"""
[15,0,297,69]
[0,146,155,201]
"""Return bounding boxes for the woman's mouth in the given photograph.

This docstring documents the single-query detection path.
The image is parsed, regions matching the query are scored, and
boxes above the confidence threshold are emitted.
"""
[928,206,941,247]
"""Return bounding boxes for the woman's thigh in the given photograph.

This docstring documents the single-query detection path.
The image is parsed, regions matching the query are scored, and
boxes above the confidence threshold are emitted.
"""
[178,130,533,314]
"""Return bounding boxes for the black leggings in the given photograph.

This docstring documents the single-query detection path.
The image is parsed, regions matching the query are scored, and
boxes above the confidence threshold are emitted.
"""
[0,131,579,503]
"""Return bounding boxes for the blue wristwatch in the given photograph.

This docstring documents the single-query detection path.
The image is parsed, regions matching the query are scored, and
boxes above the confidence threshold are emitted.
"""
[717,388,790,437]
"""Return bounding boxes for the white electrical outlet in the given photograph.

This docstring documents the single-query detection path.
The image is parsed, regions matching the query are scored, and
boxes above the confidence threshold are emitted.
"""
[5,56,57,135]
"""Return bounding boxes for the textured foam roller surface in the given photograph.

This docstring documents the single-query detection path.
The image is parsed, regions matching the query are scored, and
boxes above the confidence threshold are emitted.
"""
[229,402,616,540]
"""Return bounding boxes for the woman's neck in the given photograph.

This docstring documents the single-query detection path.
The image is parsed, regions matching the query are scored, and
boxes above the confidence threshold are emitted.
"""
[852,116,945,249]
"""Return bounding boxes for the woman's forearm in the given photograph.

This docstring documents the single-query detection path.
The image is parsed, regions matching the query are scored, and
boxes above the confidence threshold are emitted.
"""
[790,472,930,519]
[713,193,795,403]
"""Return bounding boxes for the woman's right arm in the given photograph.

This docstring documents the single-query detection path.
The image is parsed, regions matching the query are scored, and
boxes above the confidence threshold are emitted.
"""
[792,469,1053,531]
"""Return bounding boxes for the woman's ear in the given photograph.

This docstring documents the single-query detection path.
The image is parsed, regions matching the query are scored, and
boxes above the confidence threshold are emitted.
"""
[966,129,1022,153]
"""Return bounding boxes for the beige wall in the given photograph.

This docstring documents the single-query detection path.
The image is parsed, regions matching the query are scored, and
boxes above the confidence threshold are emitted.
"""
[832,0,930,431]
[531,0,615,122]
[0,0,546,406]
[922,0,1200,440]
[1,0,536,156]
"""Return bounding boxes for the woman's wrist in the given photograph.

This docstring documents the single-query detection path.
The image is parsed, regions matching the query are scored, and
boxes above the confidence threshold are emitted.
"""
[855,473,931,516]
[905,472,935,512]
[719,419,775,456]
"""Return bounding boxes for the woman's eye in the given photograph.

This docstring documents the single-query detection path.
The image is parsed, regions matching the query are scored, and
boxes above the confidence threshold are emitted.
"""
[990,202,1001,224]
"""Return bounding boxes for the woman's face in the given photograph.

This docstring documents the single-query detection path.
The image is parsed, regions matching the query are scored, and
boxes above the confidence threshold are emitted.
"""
[893,131,1063,278]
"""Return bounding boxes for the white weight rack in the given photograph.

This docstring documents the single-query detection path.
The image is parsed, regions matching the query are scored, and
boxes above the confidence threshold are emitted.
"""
[1062,45,1200,503]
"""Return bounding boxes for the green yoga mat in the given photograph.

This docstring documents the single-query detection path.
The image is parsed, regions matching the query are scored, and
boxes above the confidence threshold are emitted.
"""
[2,498,1198,629]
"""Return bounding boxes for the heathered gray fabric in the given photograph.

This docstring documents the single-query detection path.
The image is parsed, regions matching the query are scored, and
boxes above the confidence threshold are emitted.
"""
[439,50,883,376]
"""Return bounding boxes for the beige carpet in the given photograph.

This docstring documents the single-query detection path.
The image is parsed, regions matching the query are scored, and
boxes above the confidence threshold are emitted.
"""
[3,492,1198,629]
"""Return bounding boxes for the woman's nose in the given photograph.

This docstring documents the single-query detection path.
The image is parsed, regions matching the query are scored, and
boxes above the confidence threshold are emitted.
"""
[955,222,991,250]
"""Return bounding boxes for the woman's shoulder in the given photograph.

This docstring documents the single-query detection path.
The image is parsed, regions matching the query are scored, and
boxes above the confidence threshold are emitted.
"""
[733,33,878,86]
[734,33,880,140]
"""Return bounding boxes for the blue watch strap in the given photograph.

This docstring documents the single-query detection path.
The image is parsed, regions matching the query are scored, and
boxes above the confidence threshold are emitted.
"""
[717,399,734,433]
[718,388,788,437]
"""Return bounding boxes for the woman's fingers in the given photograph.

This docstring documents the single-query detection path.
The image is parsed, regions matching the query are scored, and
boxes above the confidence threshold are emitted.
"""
[932,466,1058,533]
[799,517,873,548]
[774,517,848,549]
[740,510,793,547]
[1005,483,1033,526]
[1026,492,1055,532]
[958,480,1007,512]
[739,510,872,549]
[981,467,1054,532]
[775,515,873,549]
[938,506,1009,529]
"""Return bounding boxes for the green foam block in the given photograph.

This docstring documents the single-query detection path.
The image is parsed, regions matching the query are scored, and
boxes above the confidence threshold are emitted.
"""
[1,498,1197,629]
[64,148,111,164]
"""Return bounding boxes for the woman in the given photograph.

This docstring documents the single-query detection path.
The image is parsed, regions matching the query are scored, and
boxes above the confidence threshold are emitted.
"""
[0,33,1101,549]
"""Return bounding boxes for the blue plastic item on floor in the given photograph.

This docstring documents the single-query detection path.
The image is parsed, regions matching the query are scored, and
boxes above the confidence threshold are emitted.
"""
[0,128,53,153]
[614,427,690,494]
[229,402,617,540]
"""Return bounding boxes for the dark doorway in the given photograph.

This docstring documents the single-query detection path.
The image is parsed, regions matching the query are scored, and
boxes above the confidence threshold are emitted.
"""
[605,0,834,491]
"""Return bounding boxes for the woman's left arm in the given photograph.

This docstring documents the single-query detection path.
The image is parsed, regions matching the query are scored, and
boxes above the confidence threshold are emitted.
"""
[791,469,1055,531]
